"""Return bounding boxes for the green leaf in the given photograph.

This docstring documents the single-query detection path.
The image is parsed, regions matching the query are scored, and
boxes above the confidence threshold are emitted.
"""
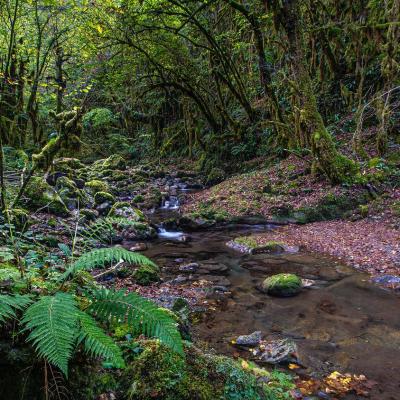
[21,293,79,376]
[77,311,125,368]
[88,289,184,356]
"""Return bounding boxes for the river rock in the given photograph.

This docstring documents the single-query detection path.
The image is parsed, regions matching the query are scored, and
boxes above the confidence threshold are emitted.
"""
[259,338,298,364]
[260,273,302,297]
[235,331,262,347]
[195,275,231,287]
[129,242,147,252]
[179,262,199,272]
[197,262,228,274]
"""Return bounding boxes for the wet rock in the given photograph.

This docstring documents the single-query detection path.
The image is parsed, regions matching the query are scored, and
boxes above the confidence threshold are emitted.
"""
[211,285,229,293]
[96,201,112,215]
[178,216,216,231]
[197,262,228,275]
[129,242,147,252]
[179,262,199,273]
[195,275,231,287]
[134,265,159,286]
[260,273,302,297]
[301,278,316,288]
[259,338,298,364]
[316,391,331,399]
[235,331,262,347]
[169,275,189,285]
[252,242,285,255]
[172,297,190,313]
[178,235,191,243]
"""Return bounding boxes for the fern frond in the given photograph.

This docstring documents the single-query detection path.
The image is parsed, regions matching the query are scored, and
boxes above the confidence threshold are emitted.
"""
[88,288,184,356]
[77,311,125,368]
[62,247,157,280]
[0,294,32,323]
[79,218,116,247]
[21,293,79,376]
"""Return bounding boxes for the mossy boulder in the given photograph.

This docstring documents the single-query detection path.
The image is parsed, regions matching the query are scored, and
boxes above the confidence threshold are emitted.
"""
[53,157,85,173]
[94,191,115,205]
[109,170,127,182]
[231,237,285,254]
[85,179,109,195]
[261,273,302,297]
[80,208,99,221]
[132,194,144,204]
[93,154,126,171]
[8,208,30,230]
[108,202,146,221]
[55,176,90,209]
[134,264,160,286]
[24,177,69,216]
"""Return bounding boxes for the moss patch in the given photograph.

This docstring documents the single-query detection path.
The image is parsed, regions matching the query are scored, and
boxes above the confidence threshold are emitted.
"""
[261,273,302,297]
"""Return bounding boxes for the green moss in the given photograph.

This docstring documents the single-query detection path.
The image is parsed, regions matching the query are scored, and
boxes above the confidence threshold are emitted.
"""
[8,208,30,230]
[86,179,109,194]
[119,340,293,400]
[93,154,126,170]
[24,176,69,216]
[134,264,160,286]
[234,236,258,249]
[80,208,98,221]
[261,273,302,297]
[359,204,369,217]
[94,191,115,205]
[132,194,144,203]
[108,203,146,222]
[391,201,400,216]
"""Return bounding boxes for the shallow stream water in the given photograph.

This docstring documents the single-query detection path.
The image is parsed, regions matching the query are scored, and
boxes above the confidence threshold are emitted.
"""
[141,201,400,400]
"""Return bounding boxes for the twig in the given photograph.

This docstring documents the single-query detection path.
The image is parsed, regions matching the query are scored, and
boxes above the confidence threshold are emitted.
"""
[93,259,124,279]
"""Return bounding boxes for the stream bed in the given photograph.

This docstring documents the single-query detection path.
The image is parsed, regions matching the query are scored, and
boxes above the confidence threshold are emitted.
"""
[132,199,400,400]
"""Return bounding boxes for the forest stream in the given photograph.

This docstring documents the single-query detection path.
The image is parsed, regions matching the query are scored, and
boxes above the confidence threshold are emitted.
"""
[125,188,400,400]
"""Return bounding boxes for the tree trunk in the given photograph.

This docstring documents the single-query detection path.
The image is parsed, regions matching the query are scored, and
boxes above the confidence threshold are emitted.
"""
[277,0,356,183]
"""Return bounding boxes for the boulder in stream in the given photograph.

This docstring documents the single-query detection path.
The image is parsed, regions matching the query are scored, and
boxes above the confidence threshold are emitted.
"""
[261,273,302,297]
[234,331,262,347]
[258,338,298,365]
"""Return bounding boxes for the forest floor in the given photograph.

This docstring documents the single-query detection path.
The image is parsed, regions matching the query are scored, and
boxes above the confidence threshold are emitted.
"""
[182,155,400,288]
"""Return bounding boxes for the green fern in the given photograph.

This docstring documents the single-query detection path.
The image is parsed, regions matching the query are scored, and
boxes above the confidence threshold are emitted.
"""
[79,218,116,248]
[21,292,79,376]
[88,288,184,356]
[62,247,157,279]
[0,294,32,323]
[77,311,125,368]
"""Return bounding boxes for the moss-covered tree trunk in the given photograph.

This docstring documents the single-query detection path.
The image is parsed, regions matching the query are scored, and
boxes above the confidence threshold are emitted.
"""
[275,0,356,183]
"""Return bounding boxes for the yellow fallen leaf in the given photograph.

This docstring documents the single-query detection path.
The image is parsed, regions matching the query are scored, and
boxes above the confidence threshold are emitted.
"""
[288,363,300,370]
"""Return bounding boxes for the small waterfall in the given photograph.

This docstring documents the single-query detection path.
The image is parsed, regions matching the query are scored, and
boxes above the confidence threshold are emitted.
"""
[157,227,184,239]
[161,195,180,210]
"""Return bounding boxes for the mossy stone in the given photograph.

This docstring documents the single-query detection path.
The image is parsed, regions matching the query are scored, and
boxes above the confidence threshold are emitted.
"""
[85,179,109,194]
[261,273,302,297]
[24,176,69,216]
[134,265,160,286]
[94,191,115,205]
[93,154,126,171]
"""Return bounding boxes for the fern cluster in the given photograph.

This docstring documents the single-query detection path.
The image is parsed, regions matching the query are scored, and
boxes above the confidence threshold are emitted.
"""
[62,246,157,279]
[88,288,184,355]
[0,288,182,376]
